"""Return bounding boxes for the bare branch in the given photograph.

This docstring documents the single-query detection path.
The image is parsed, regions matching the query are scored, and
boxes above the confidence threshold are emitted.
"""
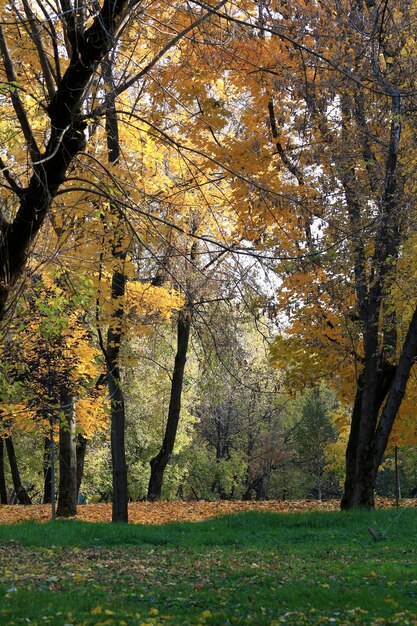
[22,0,56,99]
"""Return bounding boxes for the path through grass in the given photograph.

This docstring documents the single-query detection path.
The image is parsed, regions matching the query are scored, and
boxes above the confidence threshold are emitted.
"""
[1,508,417,625]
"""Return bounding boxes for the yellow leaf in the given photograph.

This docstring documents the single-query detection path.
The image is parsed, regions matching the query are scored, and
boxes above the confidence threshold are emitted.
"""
[91,606,103,615]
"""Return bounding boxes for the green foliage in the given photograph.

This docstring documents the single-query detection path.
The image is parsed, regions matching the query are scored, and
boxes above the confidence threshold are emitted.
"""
[81,435,113,501]
[290,388,339,499]
[1,431,43,500]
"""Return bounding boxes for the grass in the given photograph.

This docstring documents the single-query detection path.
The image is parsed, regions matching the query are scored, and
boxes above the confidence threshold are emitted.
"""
[0,508,417,625]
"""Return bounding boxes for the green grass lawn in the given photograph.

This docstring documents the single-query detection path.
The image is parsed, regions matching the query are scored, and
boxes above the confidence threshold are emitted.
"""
[0,508,417,625]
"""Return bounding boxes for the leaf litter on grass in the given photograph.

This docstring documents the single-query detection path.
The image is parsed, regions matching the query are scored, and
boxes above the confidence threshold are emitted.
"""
[1,540,417,625]
[1,505,417,625]
[0,498,415,525]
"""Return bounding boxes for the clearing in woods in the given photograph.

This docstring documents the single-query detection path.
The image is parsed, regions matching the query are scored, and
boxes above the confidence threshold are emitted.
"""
[0,504,417,625]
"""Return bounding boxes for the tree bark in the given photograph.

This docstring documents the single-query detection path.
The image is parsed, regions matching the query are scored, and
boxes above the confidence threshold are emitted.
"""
[5,436,31,504]
[108,335,128,522]
[341,363,398,509]
[147,310,192,501]
[0,439,7,504]
[76,433,87,498]
[43,436,52,504]
[57,395,77,517]
[104,58,128,523]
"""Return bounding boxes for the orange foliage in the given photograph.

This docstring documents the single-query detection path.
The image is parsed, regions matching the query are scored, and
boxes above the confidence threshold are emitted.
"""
[0,499,413,525]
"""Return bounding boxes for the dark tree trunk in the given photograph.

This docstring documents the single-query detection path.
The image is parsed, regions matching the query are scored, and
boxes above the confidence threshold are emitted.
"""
[341,370,379,509]
[341,364,397,509]
[104,59,128,523]
[243,473,269,502]
[341,379,372,509]
[243,429,255,501]
[342,305,417,509]
[242,488,252,501]
[57,395,77,517]
[108,343,128,522]
[0,439,7,504]
[76,433,87,498]
[5,436,31,504]
[210,477,228,500]
[341,89,406,509]
[255,478,268,501]
[148,310,192,501]
[43,436,52,504]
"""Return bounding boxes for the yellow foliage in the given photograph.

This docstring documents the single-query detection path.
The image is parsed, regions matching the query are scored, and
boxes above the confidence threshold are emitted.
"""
[1,272,107,438]
[125,282,183,323]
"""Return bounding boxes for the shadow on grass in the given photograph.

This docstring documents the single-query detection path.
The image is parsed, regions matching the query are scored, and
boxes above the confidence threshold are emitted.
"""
[0,508,415,552]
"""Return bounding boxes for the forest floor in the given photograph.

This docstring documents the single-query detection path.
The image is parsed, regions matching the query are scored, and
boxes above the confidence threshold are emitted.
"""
[0,498,416,524]
[1,506,417,625]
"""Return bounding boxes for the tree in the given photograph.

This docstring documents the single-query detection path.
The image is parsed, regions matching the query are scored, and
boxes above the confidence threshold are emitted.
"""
[0,0,240,520]
[0,439,7,503]
[101,56,129,522]
[290,389,336,501]
[189,302,290,501]
[57,392,77,517]
[147,306,192,501]
[0,272,107,514]
[0,0,135,318]
[220,0,417,508]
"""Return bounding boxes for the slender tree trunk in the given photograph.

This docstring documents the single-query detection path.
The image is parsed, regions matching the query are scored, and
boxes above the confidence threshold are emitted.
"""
[43,436,52,504]
[255,477,268,501]
[108,346,128,521]
[242,487,253,501]
[4,436,31,504]
[243,429,255,500]
[0,439,7,504]
[76,433,87,498]
[148,310,192,501]
[394,446,400,507]
[103,58,128,523]
[57,395,77,517]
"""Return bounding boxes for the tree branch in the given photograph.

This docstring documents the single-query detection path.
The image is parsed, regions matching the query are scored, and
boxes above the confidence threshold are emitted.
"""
[0,23,40,161]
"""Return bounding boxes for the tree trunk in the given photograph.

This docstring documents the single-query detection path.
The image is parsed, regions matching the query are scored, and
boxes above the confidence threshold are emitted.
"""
[5,436,31,504]
[0,439,7,504]
[43,436,52,504]
[148,310,192,501]
[103,59,128,523]
[340,88,404,509]
[242,488,252,501]
[341,382,371,508]
[243,429,255,500]
[255,477,268,501]
[341,366,395,509]
[76,433,87,498]
[342,304,417,509]
[57,395,77,517]
[108,348,128,522]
